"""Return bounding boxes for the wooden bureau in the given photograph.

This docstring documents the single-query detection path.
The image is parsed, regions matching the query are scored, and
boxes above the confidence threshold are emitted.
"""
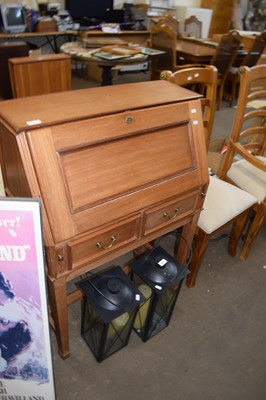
[0,81,209,358]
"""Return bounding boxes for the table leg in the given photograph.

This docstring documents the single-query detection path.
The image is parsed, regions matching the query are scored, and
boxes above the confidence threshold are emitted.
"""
[101,66,113,86]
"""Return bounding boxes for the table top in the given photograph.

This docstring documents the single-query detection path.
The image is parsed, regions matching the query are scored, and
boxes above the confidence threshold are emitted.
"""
[0,31,78,40]
[61,42,153,66]
[176,39,216,57]
[175,36,247,64]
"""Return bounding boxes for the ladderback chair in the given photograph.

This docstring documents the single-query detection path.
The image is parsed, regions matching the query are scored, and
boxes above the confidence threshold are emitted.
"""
[210,30,241,109]
[225,31,266,106]
[158,67,257,288]
[8,53,72,98]
[160,65,217,148]
[184,15,202,38]
[219,64,266,261]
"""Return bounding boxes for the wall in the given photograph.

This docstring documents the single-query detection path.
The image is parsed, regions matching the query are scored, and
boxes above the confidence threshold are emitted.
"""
[5,0,202,12]
[114,1,201,9]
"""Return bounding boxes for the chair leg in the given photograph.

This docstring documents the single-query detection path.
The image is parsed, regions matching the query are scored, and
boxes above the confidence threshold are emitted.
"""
[228,209,250,256]
[240,207,265,261]
[230,76,238,108]
[186,228,210,288]
[216,80,225,110]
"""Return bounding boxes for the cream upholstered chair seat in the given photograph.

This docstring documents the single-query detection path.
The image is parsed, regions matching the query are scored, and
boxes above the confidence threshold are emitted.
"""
[198,176,257,234]
[219,65,266,261]
[227,156,266,204]
[186,176,257,287]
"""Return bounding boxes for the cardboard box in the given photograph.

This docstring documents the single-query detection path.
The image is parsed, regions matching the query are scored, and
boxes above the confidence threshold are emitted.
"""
[208,137,229,175]
[35,18,57,32]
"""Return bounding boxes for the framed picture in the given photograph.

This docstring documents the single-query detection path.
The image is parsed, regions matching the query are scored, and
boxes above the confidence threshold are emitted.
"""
[138,47,166,56]
[0,198,56,399]
[93,51,130,60]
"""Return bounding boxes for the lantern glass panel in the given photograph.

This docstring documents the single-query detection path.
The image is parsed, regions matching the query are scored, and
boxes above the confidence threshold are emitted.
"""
[131,246,189,342]
[80,266,144,362]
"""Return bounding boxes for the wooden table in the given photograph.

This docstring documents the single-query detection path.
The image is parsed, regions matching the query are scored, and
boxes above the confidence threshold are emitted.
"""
[61,42,159,86]
[176,37,217,64]
[0,31,78,53]
[175,37,247,65]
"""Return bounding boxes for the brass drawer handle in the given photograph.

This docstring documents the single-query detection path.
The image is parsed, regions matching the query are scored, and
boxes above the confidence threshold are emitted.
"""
[96,235,117,250]
[163,208,180,220]
[125,115,134,124]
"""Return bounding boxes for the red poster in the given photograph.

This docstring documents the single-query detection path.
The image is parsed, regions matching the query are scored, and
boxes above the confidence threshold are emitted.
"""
[0,198,56,399]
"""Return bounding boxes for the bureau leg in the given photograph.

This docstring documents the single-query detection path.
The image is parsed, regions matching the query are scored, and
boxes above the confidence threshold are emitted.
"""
[47,276,70,359]
[176,213,200,286]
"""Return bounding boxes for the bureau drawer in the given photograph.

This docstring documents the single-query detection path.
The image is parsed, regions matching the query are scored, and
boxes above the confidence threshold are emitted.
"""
[67,215,141,270]
[143,192,198,236]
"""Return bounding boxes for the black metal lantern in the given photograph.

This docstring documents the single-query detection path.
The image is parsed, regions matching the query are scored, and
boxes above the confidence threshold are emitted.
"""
[79,266,144,362]
[130,246,189,342]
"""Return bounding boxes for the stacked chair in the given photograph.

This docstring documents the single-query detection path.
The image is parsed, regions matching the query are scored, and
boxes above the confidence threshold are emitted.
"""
[160,64,265,288]
[219,65,266,261]
[208,30,241,109]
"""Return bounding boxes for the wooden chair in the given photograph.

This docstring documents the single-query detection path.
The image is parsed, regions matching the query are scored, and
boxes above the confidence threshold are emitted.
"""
[8,54,72,98]
[184,15,202,38]
[150,23,179,80]
[186,175,257,287]
[158,67,257,289]
[209,30,241,110]
[160,65,217,148]
[147,14,180,51]
[219,64,266,261]
[158,14,180,35]
[225,31,266,106]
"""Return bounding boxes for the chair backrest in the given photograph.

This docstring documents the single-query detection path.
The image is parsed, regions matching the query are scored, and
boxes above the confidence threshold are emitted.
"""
[150,23,177,80]
[8,53,72,98]
[184,15,202,38]
[158,14,180,34]
[219,64,266,180]
[240,31,266,68]
[210,30,241,76]
[160,65,218,148]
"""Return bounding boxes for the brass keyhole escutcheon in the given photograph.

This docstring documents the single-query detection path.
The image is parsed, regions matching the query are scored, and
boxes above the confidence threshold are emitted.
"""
[125,116,134,124]
[57,254,64,262]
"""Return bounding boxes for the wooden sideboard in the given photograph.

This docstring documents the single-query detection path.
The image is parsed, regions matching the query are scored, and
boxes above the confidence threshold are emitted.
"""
[78,30,150,46]
[0,81,209,358]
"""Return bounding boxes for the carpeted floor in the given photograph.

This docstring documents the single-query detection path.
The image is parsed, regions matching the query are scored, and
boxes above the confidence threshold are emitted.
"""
[50,70,266,400]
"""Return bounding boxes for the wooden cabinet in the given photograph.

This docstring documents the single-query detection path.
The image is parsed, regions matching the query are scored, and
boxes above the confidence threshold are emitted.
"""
[8,53,71,98]
[0,81,209,358]
[201,0,234,37]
